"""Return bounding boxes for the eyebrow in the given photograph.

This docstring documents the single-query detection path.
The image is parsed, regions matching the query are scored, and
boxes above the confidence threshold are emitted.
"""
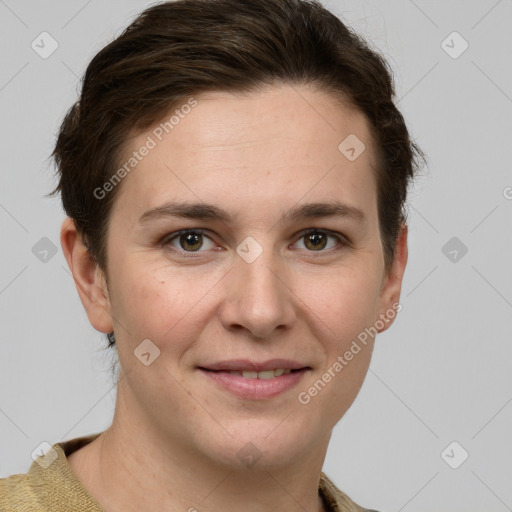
[138,200,367,226]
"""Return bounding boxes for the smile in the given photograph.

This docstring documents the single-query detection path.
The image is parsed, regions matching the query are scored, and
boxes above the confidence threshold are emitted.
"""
[225,368,293,379]
[198,367,309,400]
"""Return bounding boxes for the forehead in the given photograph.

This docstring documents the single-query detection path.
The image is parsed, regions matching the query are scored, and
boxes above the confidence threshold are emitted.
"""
[111,84,379,225]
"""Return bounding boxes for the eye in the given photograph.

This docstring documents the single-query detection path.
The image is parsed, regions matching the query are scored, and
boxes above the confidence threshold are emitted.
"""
[160,228,349,257]
[162,229,216,253]
[293,228,348,253]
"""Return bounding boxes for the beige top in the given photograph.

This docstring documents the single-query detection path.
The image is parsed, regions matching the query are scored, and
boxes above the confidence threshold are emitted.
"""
[0,432,379,512]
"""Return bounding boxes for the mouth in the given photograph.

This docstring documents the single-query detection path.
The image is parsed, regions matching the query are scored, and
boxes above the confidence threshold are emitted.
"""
[197,360,311,400]
[199,368,305,379]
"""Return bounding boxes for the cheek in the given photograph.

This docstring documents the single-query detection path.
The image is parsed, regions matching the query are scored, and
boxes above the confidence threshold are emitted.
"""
[296,263,381,338]
[295,265,380,403]
[110,261,217,355]
[297,279,378,428]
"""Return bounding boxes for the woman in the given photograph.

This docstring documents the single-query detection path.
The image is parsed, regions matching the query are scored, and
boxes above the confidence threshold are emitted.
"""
[0,0,423,510]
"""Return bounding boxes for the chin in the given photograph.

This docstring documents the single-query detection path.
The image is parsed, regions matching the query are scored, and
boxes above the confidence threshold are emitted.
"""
[200,416,321,470]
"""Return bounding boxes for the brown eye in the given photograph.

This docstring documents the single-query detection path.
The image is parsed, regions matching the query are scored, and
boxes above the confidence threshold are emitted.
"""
[304,231,328,251]
[294,229,347,253]
[178,232,203,251]
[163,230,216,253]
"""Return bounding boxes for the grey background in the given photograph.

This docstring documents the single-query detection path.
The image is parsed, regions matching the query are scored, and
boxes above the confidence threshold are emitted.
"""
[1,0,511,510]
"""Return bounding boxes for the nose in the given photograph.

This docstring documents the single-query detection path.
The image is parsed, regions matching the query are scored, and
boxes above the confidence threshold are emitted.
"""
[219,249,297,339]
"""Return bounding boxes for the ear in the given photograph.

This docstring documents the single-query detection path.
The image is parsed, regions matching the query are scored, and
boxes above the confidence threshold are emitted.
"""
[60,217,114,334]
[375,223,408,333]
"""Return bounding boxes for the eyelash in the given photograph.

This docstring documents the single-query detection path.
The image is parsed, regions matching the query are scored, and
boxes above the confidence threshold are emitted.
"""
[160,228,349,257]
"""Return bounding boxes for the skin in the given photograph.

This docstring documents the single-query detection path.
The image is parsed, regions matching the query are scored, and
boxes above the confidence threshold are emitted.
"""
[61,84,408,512]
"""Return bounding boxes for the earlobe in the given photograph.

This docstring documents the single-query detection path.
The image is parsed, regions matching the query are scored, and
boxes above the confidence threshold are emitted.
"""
[60,217,114,334]
[376,223,408,333]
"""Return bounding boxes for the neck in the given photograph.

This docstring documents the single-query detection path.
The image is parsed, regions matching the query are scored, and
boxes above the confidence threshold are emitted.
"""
[69,382,331,512]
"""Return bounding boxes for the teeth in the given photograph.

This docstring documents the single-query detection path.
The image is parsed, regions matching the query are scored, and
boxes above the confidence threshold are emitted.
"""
[228,368,293,379]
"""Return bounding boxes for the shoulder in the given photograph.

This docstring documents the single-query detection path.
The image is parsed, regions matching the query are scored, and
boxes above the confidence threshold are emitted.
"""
[0,432,105,512]
[0,471,39,512]
[319,471,381,512]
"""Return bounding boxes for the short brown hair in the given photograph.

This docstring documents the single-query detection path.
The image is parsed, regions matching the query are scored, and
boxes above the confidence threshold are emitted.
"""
[48,0,425,348]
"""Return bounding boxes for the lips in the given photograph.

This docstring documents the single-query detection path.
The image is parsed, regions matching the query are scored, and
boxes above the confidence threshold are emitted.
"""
[199,366,309,400]
[199,358,309,373]
[197,359,311,399]
[224,368,293,379]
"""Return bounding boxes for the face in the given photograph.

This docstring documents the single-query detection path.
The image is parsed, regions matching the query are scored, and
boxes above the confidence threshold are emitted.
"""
[65,84,407,469]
